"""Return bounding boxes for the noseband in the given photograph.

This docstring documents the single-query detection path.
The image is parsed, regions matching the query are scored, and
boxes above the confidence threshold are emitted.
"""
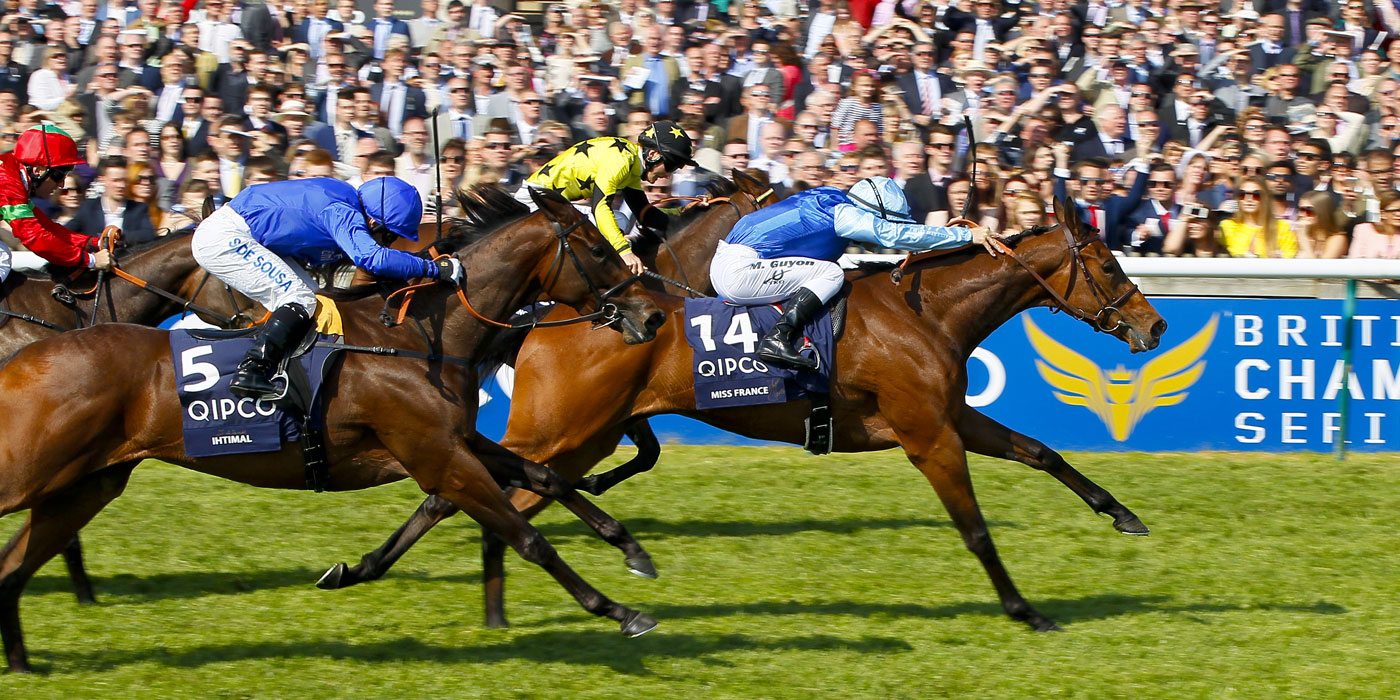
[990,223,1142,334]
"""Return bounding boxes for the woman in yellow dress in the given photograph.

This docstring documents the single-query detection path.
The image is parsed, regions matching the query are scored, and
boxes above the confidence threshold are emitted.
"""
[1218,175,1299,258]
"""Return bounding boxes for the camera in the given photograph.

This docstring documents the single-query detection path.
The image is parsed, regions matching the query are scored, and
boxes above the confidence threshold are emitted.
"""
[1182,203,1209,219]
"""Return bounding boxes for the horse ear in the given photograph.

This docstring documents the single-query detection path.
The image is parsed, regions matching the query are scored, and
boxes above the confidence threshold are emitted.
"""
[529,187,580,223]
[1054,195,1082,239]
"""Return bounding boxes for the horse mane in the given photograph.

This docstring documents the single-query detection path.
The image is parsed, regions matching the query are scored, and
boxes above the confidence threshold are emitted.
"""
[321,184,534,302]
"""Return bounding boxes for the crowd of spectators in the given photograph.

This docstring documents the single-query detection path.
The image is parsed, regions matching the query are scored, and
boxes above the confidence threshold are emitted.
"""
[4,0,1400,259]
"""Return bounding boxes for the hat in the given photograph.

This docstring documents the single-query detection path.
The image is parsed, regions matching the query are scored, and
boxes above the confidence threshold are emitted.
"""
[1179,0,1205,9]
[1170,44,1200,57]
[1306,17,1333,28]
[273,100,313,123]
[580,73,611,83]
[1231,7,1260,20]
[956,60,996,80]
[283,42,310,54]
[220,125,256,138]
[471,54,498,66]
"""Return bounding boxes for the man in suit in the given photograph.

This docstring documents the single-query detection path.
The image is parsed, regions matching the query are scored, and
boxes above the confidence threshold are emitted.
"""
[1120,163,1179,254]
[211,41,253,115]
[621,25,680,119]
[244,83,288,144]
[407,0,441,50]
[241,0,279,52]
[942,0,1018,62]
[896,41,955,134]
[431,77,475,149]
[363,0,410,61]
[294,0,343,61]
[182,91,220,159]
[1072,105,1135,162]
[740,40,784,99]
[151,54,195,126]
[1053,150,1150,251]
[274,99,338,155]
[1250,13,1298,70]
[70,156,156,244]
[725,84,792,155]
[368,48,428,137]
[696,41,743,125]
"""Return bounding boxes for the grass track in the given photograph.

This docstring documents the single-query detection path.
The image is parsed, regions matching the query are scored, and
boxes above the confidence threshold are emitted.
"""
[2,447,1399,698]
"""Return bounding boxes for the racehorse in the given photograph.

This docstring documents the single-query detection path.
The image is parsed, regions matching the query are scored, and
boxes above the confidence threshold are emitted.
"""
[0,186,665,673]
[321,196,1167,633]
[1,230,258,606]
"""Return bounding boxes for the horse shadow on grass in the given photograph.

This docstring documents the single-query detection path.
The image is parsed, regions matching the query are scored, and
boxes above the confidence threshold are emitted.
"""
[26,567,483,603]
[535,516,1019,543]
[533,595,1348,629]
[39,630,915,676]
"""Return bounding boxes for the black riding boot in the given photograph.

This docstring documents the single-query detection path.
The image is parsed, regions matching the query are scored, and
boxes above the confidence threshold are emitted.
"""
[230,304,313,399]
[757,288,824,371]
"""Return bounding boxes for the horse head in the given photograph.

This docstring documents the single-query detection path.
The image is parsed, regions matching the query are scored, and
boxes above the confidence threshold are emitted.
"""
[527,187,665,344]
[1039,196,1165,353]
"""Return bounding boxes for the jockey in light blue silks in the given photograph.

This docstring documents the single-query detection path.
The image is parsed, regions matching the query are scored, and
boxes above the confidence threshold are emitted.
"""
[192,176,462,398]
[710,176,1003,370]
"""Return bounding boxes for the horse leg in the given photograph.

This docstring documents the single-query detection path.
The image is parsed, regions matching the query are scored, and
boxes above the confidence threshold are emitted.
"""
[481,525,510,628]
[418,456,656,637]
[1,463,136,673]
[316,495,461,590]
[466,432,657,579]
[60,536,97,605]
[576,419,661,496]
[897,421,1059,632]
[956,408,1148,535]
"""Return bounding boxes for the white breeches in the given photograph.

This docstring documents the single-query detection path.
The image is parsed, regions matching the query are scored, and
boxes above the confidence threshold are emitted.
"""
[709,240,846,305]
[191,205,318,315]
[0,240,58,283]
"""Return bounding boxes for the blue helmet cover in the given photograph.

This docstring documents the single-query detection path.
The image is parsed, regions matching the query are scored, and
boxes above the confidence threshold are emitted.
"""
[358,176,424,241]
[847,176,917,224]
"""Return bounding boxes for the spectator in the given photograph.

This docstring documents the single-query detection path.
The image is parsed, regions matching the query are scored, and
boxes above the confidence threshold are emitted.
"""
[71,156,156,243]
[1297,191,1351,259]
[395,116,434,198]
[128,161,162,231]
[1349,191,1400,258]
[28,48,72,110]
[830,70,881,148]
[1220,175,1299,258]
[53,171,85,227]
[155,122,187,205]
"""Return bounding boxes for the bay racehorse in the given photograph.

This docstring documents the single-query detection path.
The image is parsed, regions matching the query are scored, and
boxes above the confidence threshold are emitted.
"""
[323,196,1167,633]
[2,230,258,606]
[319,191,1157,608]
[0,185,665,673]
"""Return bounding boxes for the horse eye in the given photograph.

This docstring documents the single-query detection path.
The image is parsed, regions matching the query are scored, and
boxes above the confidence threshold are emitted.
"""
[590,244,609,258]
[1100,260,1115,275]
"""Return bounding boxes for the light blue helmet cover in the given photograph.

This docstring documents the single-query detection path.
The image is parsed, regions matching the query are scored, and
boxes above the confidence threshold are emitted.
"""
[847,176,917,224]
[358,176,424,241]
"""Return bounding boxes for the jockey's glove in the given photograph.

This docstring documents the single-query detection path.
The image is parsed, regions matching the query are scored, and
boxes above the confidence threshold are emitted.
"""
[434,258,464,286]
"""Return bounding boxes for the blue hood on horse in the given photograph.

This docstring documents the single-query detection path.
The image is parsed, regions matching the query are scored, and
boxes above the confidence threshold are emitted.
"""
[359,177,424,242]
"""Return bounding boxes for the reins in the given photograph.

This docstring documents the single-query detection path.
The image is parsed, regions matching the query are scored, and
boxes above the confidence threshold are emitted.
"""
[889,216,1142,334]
[59,226,249,327]
[381,216,639,331]
[633,193,757,298]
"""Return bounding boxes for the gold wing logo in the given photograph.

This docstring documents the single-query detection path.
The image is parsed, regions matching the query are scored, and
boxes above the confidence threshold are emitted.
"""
[1024,314,1218,441]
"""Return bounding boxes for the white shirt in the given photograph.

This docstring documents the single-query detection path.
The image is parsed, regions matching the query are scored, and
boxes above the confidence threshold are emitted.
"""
[447,109,473,140]
[155,83,183,123]
[1099,132,1124,155]
[469,4,498,38]
[27,69,69,110]
[199,20,244,63]
[380,81,407,137]
[101,199,126,229]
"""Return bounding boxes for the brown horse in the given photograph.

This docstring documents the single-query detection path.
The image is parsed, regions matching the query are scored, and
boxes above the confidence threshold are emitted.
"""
[0,186,665,673]
[2,231,258,605]
[325,196,1167,633]
[319,191,1156,598]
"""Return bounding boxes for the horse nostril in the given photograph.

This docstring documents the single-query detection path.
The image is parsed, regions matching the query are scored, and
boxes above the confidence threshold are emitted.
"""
[1151,319,1167,340]
[645,310,666,331]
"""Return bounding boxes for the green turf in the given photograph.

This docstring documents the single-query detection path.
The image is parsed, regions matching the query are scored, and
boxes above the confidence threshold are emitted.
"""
[2,448,1398,699]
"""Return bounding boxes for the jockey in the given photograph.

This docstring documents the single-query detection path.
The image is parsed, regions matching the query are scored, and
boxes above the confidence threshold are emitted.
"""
[711,176,1003,370]
[192,176,461,398]
[0,125,114,282]
[513,119,698,275]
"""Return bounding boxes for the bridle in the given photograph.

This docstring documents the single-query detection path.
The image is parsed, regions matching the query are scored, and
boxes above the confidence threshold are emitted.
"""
[383,212,641,330]
[987,222,1142,334]
[890,217,1142,335]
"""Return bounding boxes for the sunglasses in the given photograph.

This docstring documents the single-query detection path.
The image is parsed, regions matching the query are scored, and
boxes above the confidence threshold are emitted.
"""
[1240,190,1263,199]
[916,51,936,57]
[1242,166,1263,174]
[1317,112,1337,118]
[136,175,155,183]
[1079,177,1107,185]
[1299,206,1315,214]
[751,92,771,98]
[1265,173,1289,180]
[929,142,954,149]
[1298,152,1321,160]
[839,164,859,172]
[1131,91,1152,98]
[1148,180,1174,187]
[58,186,77,193]
[1030,73,1052,78]
[486,142,511,149]
[1140,121,1161,127]
[441,155,466,163]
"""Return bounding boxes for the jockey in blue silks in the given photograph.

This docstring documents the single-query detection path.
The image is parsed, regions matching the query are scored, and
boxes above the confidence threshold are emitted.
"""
[192,176,462,398]
[710,176,1002,370]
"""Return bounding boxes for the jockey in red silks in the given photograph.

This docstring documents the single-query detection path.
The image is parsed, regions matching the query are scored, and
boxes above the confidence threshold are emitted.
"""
[0,125,115,282]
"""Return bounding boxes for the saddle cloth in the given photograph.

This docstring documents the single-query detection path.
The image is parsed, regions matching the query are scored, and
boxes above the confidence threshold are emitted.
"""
[683,297,835,410]
[169,330,341,458]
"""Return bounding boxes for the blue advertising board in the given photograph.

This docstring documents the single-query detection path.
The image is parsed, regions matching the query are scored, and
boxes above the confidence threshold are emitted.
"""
[474,297,1400,451]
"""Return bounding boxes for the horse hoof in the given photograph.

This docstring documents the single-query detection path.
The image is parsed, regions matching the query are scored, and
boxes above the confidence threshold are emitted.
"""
[1031,617,1062,632]
[1113,513,1150,536]
[620,611,658,637]
[485,615,510,630]
[315,563,349,590]
[626,555,658,579]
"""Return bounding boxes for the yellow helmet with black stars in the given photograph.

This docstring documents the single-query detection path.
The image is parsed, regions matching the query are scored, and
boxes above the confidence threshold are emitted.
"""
[638,119,698,170]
